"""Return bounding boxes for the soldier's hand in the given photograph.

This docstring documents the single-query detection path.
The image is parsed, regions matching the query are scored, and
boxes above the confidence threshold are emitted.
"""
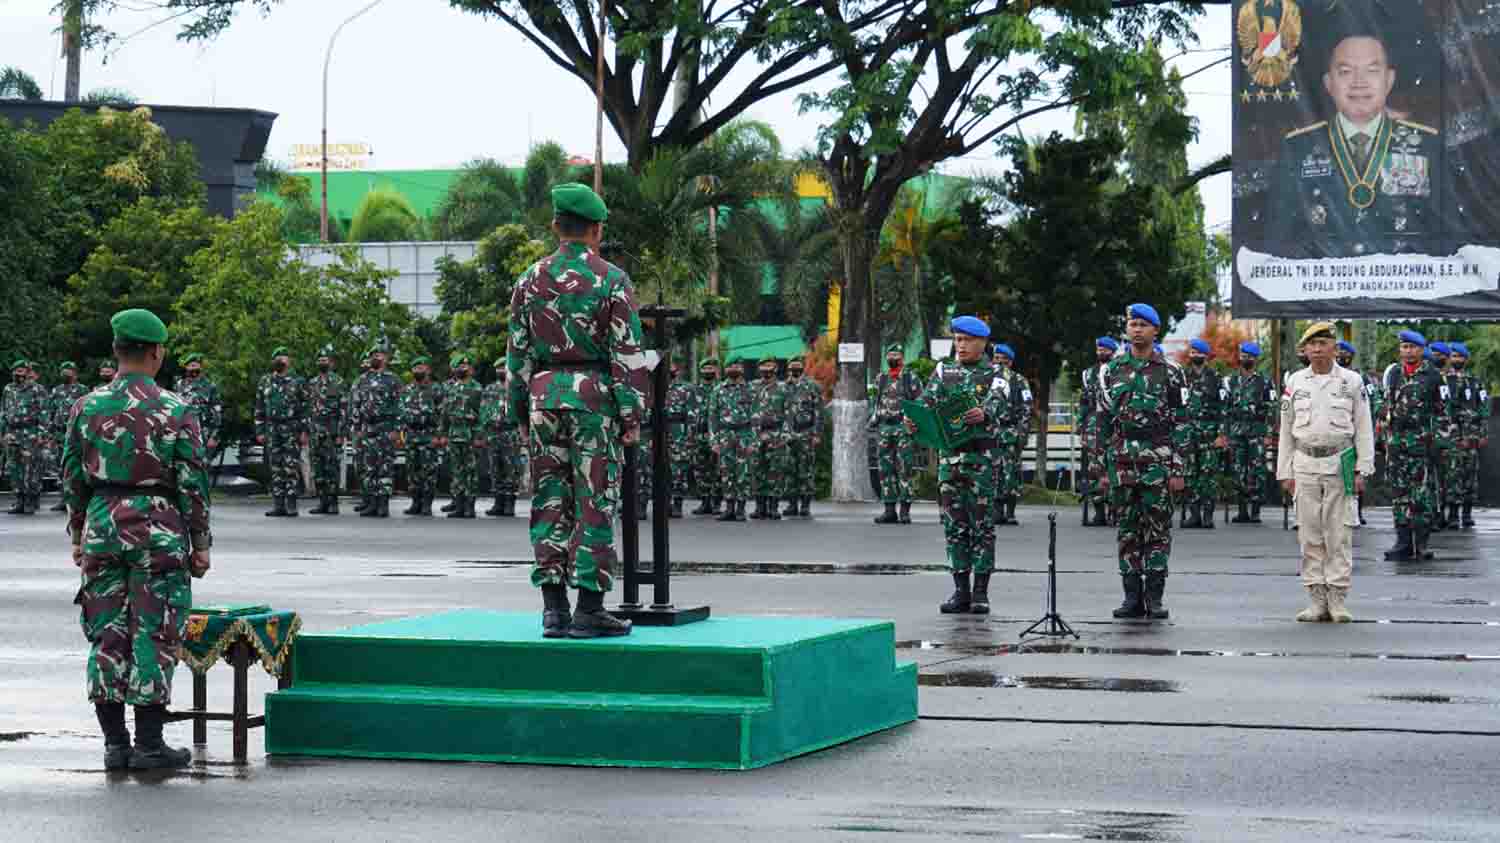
[1281,478,1296,497]
[189,549,211,578]
[1214,435,1229,450]
[207,439,218,450]
[961,407,986,426]
[1167,476,1185,493]
[256,435,266,445]
[299,432,309,446]
[621,424,640,446]
[1355,475,1366,495]
[71,544,83,568]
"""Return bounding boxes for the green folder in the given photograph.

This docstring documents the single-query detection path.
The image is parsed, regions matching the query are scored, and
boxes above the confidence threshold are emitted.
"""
[902,395,979,452]
[1339,447,1357,496]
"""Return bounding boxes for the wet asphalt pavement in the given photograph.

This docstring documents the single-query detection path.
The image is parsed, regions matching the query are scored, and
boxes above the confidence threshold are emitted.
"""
[3,496,1499,841]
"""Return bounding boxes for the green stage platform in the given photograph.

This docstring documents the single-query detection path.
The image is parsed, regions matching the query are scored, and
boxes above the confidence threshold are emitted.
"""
[264,611,917,769]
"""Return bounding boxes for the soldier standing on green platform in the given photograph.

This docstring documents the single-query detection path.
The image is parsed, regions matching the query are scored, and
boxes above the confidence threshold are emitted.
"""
[400,356,443,517]
[691,358,723,516]
[1098,304,1186,621]
[782,358,822,518]
[989,344,1030,527]
[507,182,647,639]
[46,362,91,512]
[355,346,402,518]
[63,308,211,770]
[664,362,696,519]
[441,354,483,519]
[713,359,755,522]
[255,347,309,518]
[749,356,788,521]
[306,349,347,516]
[1077,338,1117,527]
[1445,343,1484,529]
[924,316,1005,615]
[1180,338,1227,529]
[481,359,524,517]
[3,358,50,514]
[1336,341,1382,526]
[870,345,922,525]
[1225,342,1276,524]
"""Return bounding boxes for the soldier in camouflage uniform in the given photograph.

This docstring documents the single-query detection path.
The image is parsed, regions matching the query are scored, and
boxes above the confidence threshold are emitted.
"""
[1336,341,1383,525]
[749,356,789,521]
[481,359,525,517]
[870,345,922,525]
[635,379,655,521]
[507,183,648,638]
[712,359,755,522]
[349,356,372,510]
[399,356,444,517]
[663,362,697,518]
[355,347,402,518]
[1224,342,1276,524]
[1446,343,1486,529]
[1077,338,1117,527]
[63,308,211,770]
[924,317,1007,615]
[1098,304,1186,620]
[3,358,51,514]
[1381,330,1448,560]
[46,362,91,512]
[254,347,309,517]
[1179,338,1227,529]
[1429,342,1464,530]
[989,344,1031,527]
[691,358,722,515]
[781,357,822,518]
[440,354,483,519]
[304,349,347,515]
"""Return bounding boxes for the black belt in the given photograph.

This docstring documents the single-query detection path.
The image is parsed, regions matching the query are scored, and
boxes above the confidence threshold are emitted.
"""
[953,438,997,453]
[90,483,177,497]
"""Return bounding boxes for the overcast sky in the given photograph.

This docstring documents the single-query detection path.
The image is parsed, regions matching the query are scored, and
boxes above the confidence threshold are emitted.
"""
[1,0,1232,230]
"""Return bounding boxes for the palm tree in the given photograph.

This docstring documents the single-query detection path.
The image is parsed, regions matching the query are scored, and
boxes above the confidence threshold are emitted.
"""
[738,191,836,332]
[83,87,136,105]
[521,141,577,222]
[876,183,965,351]
[349,189,423,242]
[431,157,523,240]
[0,67,43,100]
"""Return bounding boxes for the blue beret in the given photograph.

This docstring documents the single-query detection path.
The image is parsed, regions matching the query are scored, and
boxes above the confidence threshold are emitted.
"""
[1431,342,1451,356]
[1153,343,1163,355]
[1423,347,1432,359]
[1127,303,1160,328]
[951,315,990,339]
[1452,342,1470,358]
[1335,340,1356,355]
[1398,329,1426,347]
[1240,341,1261,357]
[1096,337,1118,351]
[993,344,1015,360]
[1189,339,1211,354]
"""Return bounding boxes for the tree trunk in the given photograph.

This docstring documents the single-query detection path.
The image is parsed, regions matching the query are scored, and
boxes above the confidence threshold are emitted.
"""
[830,223,879,502]
[1033,372,1051,490]
[912,259,926,356]
[62,1,82,102]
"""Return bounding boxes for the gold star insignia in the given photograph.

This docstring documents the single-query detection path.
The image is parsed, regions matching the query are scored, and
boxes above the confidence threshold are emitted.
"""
[1241,89,1252,103]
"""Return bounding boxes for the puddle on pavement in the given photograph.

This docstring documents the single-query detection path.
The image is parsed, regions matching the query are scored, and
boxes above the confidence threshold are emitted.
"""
[1372,693,1497,705]
[0,732,38,743]
[918,671,1180,693]
[375,573,448,578]
[896,640,1500,663]
[828,805,1185,841]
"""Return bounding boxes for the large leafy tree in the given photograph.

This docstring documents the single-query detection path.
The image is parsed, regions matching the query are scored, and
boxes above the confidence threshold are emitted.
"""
[734,191,836,333]
[432,157,526,240]
[875,184,964,352]
[435,224,551,368]
[348,188,424,242]
[0,120,62,368]
[0,67,44,100]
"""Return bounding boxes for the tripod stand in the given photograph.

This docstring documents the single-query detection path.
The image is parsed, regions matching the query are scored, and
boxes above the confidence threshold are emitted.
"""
[1020,512,1079,639]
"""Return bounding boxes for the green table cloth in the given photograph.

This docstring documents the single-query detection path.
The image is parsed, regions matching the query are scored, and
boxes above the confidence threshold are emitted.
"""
[179,604,301,677]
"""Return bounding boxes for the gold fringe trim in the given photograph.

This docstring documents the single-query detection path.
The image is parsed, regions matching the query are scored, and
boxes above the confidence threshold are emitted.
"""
[177,615,303,678]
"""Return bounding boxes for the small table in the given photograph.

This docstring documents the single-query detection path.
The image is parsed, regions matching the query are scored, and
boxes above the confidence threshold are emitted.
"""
[171,605,301,763]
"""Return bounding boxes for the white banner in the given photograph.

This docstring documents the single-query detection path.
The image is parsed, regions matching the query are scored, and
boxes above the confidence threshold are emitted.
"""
[1236,245,1500,303]
[837,343,865,363]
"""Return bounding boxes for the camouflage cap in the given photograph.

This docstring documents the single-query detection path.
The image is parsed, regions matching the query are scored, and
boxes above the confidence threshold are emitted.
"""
[552,182,609,222]
[110,308,168,344]
[319,344,337,358]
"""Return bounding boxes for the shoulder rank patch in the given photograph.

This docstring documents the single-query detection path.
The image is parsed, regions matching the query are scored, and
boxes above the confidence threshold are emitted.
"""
[1396,119,1438,135]
[1285,121,1328,139]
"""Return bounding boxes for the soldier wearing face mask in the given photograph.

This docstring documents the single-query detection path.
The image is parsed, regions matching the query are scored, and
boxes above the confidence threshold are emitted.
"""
[869,345,922,525]
[254,347,309,517]
[712,360,755,522]
[1225,342,1276,524]
[1336,341,1382,526]
[692,358,723,515]
[306,349,347,515]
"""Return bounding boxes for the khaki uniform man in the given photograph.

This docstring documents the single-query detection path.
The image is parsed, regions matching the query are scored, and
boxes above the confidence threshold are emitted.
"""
[1276,322,1375,623]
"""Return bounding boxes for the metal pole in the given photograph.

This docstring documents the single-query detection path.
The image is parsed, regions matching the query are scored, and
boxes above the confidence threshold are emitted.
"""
[322,0,385,242]
[594,0,607,193]
[651,316,672,609]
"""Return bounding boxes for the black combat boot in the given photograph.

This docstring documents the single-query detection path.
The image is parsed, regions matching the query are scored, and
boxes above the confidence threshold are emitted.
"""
[672,497,685,518]
[327,494,340,515]
[691,497,712,515]
[749,497,766,520]
[95,702,130,771]
[800,496,813,518]
[1463,503,1476,528]
[7,495,25,515]
[1383,526,1415,561]
[283,495,298,517]
[503,495,518,517]
[49,499,67,512]
[711,496,725,515]
[899,501,912,524]
[1200,503,1214,529]
[265,496,288,517]
[447,496,467,518]
[940,571,972,614]
[360,496,383,518]
[541,584,571,638]
[735,499,748,521]
[485,496,502,516]
[781,497,799,517]
[403,494,422,515]
[1143,571,1169,620]
[873,502,899,524]
[1113,574,1146,619]
[766,497,782,521]
[309,495,330,515]
[1183,504,1202,529]
[992,499,1009,526]
[1232,499,1251,524]
[464,497,477,518]
[353,494,370,514]
[129,704,191,769]
[568,588,632,638]
[1449,503,1462,529]
[1250,500,1263,523]
[1006,499,1019,525]
[717,499,739,522]
[441,498,457,513]
[1415,527,1435,561]
[1090,501,1109,527]
[970,573,991,615]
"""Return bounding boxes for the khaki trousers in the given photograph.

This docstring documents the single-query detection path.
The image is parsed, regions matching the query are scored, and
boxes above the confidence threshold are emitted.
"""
[1295,471,1352,589]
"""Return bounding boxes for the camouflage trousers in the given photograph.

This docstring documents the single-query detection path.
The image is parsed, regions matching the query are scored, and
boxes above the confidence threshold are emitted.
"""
[1446,444,1480,504]
[1227,432,1268,503]
[310,427,343,495]
[4,429,44,496]
[447,440,481,496]
[753,431,786,497]
[362,426,396,496]
[75,546,191,706]
[264,424,303,498]
[875,427,915,504]
[668,428,695,496]
[938,452,996,574]
[406,435,443,495]
[992,440,1023,502]
[1182,432,1220,507]
[1109,458,1174,574]
[717,430,755,499]
[489,430,525,495]
[1388,438,1435,530]
[783,428,817,497]
[528,409,621,593]
[1080,434,1109,506]
[350,432,366,489]
[694,437,720,498]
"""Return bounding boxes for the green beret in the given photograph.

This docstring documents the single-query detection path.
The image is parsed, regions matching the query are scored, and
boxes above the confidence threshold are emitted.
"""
[410,355,431,368]
[180,353,202,365]
[493,357,506,369]
[59,361,78,372]
[886,344,903,354]
[110,308,168,345]
[451,354,472,367]
[270,346,290,359]
[699,357,720,368]
[552,182,609,222]
[11,359,27,370]
[99,359,116,370]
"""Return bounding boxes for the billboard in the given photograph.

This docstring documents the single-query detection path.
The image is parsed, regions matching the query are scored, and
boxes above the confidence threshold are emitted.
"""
[1231,0,1500,317]
[290,142,373,171]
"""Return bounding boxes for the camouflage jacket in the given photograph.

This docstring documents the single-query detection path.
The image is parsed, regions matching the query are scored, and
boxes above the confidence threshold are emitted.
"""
[1,380,50,436]
[254,371,308,436]
[785,376,823,434]
[172,375,223,447]
[506,241,648,426]
[1381,360,1447,445]
[441,378,484,441]
[1076,363,1109,445]
[1435,370,1467,447]
[710,379,754,442]
[1180,363,1226,436]
[479,379,517,434]
[400,380,444,438]
[917,358,1007,452]
[868,369,923,430]
[1358,371,1385,427]
[694,381,719,436]
[353,369,403,433]
[48,382,91,441]
[1450,371,1485,440]
[664,379,698,438]
[1098,351,1187,474]
[990,367,1032,447]
[61,373,211,552]
[1224,370,1276,437]
[750,377,788,437]
[307,372,348,436]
